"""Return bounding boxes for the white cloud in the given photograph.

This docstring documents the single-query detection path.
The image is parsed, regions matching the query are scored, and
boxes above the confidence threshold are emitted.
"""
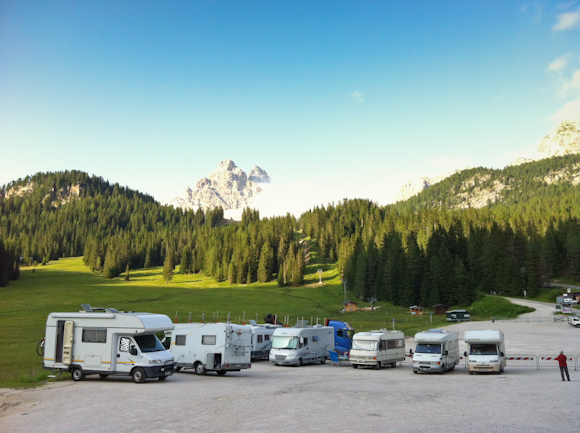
[548,53,572,72]
[553,9,580,30]
[351,90,364,103]
[551,96,580,122]
[429,156,470,169]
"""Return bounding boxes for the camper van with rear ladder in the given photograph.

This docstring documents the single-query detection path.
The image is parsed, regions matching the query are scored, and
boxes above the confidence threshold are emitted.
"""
[42,304,175,383]
[165,322,252,375]
[349,330,405,370]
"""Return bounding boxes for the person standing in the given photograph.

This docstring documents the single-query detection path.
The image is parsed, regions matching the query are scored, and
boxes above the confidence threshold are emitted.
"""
[556,351,570,381]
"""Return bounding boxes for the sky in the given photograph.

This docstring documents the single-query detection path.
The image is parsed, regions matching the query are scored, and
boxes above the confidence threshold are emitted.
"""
[1,0,580,216]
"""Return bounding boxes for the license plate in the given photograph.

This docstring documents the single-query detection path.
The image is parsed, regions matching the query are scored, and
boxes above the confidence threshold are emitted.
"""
[234,364,241,367]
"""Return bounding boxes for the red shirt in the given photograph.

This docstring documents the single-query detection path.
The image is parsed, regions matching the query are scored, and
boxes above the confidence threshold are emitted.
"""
[556,354,567,367]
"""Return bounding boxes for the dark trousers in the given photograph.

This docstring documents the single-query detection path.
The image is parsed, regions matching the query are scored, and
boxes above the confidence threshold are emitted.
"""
[559,366,570,381]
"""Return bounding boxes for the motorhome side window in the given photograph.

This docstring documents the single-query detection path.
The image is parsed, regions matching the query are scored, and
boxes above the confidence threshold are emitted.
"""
[175,335,186,346]
[388,339,396,349]
[82,328,106,343]
[265,335,270,341]
[396,339,404,348]
[257,335,263,343]
[202,335,216,345]
[379,340,387,350]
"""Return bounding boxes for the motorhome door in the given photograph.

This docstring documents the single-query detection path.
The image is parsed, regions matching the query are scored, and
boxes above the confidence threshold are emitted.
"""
[115,336,138,373]
[61,320,74,365]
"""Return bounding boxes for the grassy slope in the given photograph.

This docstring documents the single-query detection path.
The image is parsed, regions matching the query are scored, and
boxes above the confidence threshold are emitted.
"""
[0,255,533,388]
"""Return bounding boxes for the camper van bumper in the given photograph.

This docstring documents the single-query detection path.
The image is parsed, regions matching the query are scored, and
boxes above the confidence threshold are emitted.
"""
[468,363,501,373]
[412,362,444,373]
[144,362,175,378]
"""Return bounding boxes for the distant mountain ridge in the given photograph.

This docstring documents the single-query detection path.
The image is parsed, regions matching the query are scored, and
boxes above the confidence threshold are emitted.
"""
[396,119,580,203]
[167,159,271,216]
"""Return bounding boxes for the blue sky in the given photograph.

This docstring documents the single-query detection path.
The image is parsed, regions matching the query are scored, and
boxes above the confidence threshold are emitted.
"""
[1,1,580,215]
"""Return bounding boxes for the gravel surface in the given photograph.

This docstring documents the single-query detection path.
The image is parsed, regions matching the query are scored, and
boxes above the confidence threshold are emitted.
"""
[1,298,579,433]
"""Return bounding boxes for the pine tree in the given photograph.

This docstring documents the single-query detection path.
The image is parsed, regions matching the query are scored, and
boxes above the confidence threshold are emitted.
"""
[163,246,174,283]
[277,264,285,287]
[124,263,130,281]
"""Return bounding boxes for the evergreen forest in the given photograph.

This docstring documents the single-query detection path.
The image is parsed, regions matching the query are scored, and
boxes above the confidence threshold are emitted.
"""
[1,159,580,308]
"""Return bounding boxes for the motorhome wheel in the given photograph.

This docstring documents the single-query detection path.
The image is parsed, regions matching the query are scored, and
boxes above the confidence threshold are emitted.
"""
[216,370,227,376]
[320,357,326,365]
[298,358,303,366]
[469,371,473,375]
[352,364,358,369]
[374,362,380,370]
[71,367,85,382]
[439,366,445,375]
[194,362,207,375]
[132,367,146,383]
[391,362,397,368]
[158,376,167,381]
[99,374,107,379]
[413,370,417,374]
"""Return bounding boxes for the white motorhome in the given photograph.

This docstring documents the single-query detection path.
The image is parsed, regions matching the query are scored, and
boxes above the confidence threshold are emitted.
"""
[349,330,405,370]
[463,330,506,374]
[166,322,252,375]
[42,305,175,383]
[568,315,580,327]
[412,329,460,374]
[269,326,333,366]
[248,323,281,359]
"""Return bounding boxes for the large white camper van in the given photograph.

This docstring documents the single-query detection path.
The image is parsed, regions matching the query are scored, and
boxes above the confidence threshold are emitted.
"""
[412,329,460,374]
[349,330,405,370]
[269,326,333,366]
[463,330,506,374]
[42,305,175,383]
[166,322,252,375]
[248,323,281,360]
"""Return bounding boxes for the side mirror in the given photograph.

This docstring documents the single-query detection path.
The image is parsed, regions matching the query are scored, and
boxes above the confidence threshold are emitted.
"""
[410,349,413,355]
[464,351,468,357]
[444,350,448,356]
[130,347,138,356]
[500,352,504,357]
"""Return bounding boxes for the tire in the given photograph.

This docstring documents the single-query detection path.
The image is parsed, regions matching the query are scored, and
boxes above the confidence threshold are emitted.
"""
[216,370,227,376]
[158,375,167,381]
[194,362,207,375]
[374,362,380,370]
[352,364,358,369]
[439,366,445,375]
[37,339,45,356]
[298,358,303,367]
[132,367,146,383]
[320,357,326,365]
[71,367,84,382]
[175,367,182,372]
[469,371,474,375]
[391,362,397,368]
[413,370,418,374]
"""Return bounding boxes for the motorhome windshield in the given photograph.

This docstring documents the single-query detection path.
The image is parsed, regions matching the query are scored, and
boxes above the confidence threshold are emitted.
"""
[352,339,378,351]
[415,343,442,354]
[134,334,166,353]
[470,344,498,355]
[272,336,298,349]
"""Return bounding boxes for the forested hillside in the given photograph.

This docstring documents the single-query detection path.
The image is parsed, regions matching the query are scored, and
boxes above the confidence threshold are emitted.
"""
[2,165,580,310]
[396,154,580,210]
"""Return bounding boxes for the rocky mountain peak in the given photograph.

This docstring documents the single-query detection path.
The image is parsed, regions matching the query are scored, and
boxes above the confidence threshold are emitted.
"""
[167,160,272,217]
[538,120,580,158]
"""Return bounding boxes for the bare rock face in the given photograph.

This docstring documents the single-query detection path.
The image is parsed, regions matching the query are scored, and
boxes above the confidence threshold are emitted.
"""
[395,170,462,203]
[538,120,580,158]
[168,159,271,213]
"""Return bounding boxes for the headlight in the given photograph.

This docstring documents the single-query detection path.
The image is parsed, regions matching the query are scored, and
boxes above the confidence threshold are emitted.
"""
[149,359,162,364]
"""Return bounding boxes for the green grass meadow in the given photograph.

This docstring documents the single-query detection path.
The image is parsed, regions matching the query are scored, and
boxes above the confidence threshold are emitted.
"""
[0,256,535,388]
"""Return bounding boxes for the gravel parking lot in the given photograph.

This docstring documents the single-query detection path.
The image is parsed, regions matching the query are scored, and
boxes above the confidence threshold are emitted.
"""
[1,298,579,433]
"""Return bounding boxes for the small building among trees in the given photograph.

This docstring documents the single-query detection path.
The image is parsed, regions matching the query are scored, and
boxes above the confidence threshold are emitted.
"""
[342,300,358,312]
[409,305,424,315]
[431,304,449,315]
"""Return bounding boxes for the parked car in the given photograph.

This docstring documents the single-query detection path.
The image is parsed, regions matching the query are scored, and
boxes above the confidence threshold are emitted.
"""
[562,299,578,305]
